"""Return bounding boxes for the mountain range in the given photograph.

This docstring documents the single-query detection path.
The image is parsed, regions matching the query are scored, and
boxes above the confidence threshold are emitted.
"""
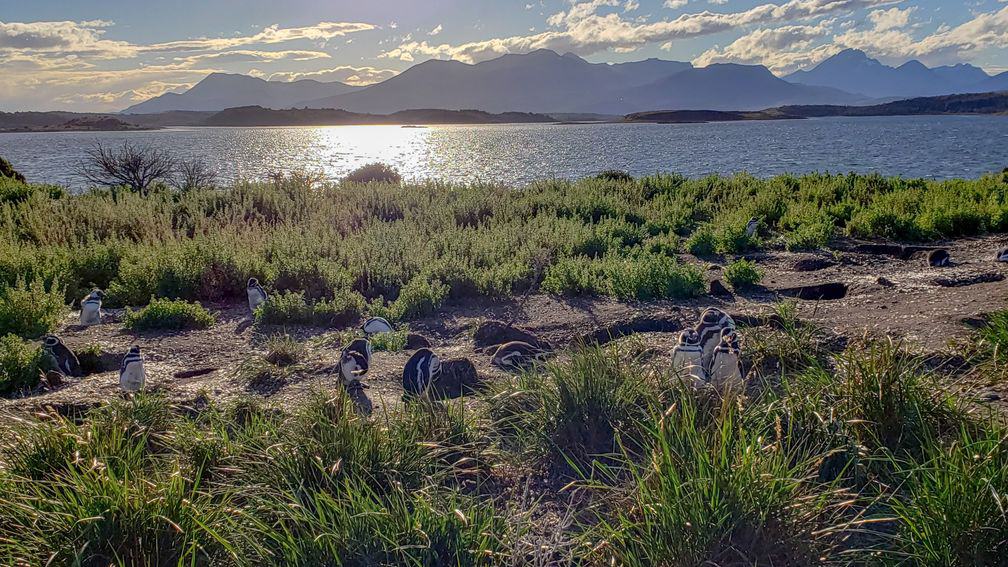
[785,49,1006,99]
[122,49,1007,116]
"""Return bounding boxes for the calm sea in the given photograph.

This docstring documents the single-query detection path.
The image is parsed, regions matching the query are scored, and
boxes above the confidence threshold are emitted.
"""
[3,115,1008,188]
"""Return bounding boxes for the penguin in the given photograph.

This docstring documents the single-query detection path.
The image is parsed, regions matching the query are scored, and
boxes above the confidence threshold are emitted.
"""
[119,345,146,392]
[402,348,442,399]
[79,289,104,326]
[362,316,394,336]
[926,249,950,267]
[745,217,760,239]
[42,335,82,378]
[671,329,705,384]
[997,248,1008,262]
[247,278,268,314]
[337,338,372,386]
[695,307,736,370]
[492,341,547,370]
[709,328,743,392]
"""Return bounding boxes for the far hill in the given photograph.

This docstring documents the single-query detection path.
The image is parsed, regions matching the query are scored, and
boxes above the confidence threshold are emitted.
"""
[778,91,1008,118]
[785,49,992,99]
[202,106,555,126]
[624,109,803,123]
[603,63,860,113]
[122,73,362,114]
[299,49,695,114]
[0,112,150,132]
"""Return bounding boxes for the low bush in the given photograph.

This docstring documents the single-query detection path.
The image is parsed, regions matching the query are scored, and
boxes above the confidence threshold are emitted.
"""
[978,310,1008,362]
[342,162,402,184]
[0,333,43,396]
[723,258,763,290]
[256,290,364,327]
[0,277,67,339]
[595,170,634,183]
[123,298,215,331]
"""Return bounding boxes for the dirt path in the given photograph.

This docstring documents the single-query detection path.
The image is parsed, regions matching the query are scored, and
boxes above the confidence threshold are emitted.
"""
[6,235,1007,416]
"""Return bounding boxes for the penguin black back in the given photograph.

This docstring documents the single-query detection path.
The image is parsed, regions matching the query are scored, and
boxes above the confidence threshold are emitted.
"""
[402,348,440,397]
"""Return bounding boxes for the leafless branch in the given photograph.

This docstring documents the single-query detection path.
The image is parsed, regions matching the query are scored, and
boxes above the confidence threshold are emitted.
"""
[78,141,175,195]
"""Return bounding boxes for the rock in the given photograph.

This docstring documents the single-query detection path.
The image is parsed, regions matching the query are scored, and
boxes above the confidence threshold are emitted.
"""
[792,257,835,272]
[933,273,1005,288]
[473,321,549,352]
[405,333,432,349]
[777,282,849,301]
[708,279,731,297]
[876,277,894,287]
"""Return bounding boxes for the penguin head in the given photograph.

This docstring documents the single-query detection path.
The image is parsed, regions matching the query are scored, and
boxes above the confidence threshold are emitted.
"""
[88,289,105,300]
[678,329,700,346]
[128,345,142,356]
[719,328,740,350]
[247,278,260,288]
[700,308,725,326]
[43,335,62,348]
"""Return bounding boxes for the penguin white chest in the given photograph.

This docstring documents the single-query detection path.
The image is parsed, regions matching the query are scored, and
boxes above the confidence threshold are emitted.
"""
[710,351,742,390]
[120,361,146,392]
[247,288,266,312]
[80,301,101,326]
[672,347,705,381]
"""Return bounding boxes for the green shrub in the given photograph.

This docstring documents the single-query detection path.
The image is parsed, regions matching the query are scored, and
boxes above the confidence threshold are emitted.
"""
[979,310,1008,363]
[541,257,605,296]
[0,334,43,395]
[256,290,364,327]
[686,225,718,256]
[0,156,25,183]
[342,162,402,184]
[0,277,67,339]
[723,258,763,290]
[388,276,448,321]
[123,298,215,331]
[605,253,705,300]
[595,170,634,183]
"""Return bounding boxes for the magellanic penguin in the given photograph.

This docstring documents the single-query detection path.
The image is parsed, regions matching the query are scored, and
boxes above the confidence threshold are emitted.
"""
[402,348,442,399]
[492,341,548,371]
[745,217,760,239]
[79,289,105,326]
[695,307,736,370]
[119,345,146,392]
[671,329,705,384]
[338,338,372,386]
[42,335,82,377]
[362,316,394,336]
[997,248,1008,262]
[927,249,951,267]
[709,328,743,392]
[247,278,268,314]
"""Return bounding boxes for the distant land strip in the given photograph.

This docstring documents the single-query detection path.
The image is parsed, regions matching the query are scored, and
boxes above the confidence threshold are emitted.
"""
[2,91,1007,132]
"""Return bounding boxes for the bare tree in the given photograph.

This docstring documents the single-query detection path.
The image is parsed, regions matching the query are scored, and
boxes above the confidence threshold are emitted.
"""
[171,156,217,192]
[79,141,175,195]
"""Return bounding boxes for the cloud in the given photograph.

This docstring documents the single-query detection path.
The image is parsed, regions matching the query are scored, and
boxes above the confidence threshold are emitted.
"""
[429,24,443,36]
[693,22,837,73]
[256,65,398,85]
[381,0,902,63]
[0,20,135,58]
[868,6,915,32]
[664,0,688,9]
[142,22,377,54]
[173,50,331,66]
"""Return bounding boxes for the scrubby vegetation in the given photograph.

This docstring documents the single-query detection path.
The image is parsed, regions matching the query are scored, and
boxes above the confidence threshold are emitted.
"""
[123,298,215,331]
[342,162,402,184]
[724,258,764,289]
[1,319,1004,564]
[0,171,1006,333]
[0,333,42,395]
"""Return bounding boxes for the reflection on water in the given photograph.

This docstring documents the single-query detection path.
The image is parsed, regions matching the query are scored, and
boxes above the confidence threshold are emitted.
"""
[3,115,1008,188]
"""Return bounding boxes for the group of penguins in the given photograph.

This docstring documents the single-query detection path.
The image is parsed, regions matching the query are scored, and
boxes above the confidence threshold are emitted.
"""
[40,240,1008,401]
[42,290,146,392]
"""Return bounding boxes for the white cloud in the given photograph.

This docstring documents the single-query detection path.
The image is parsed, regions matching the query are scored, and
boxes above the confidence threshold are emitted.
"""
[692,22,838,73]
[429,24,443,36]
[259,65,398,85]
[664,0,689,9]
[867,6,915,32]
[381,0,901,63]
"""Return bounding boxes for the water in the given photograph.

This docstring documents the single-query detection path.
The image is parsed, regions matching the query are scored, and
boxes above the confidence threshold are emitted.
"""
[2,115,1008,188]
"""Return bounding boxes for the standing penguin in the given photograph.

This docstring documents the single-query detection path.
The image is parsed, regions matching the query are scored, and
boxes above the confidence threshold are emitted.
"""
[745,217,760,239]
[362,316,394,336]
[492,341,547,371]
[119,345,146,392]
[42,335,82,377]
[247,278,268,314]
[695,307,736,370]
[709,328,743,392]
[927,249,951,267]
[79,289,105,326]
[671,329,705,384]
[997,248,1008,262]
[402,348,442,399]
[338,338,373,415]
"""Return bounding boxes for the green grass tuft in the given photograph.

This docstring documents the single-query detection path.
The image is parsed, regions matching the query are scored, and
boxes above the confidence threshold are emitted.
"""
[723,258,764,290]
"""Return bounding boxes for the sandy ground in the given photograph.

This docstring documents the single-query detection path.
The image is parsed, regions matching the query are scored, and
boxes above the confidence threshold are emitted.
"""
[5,235,1007,416]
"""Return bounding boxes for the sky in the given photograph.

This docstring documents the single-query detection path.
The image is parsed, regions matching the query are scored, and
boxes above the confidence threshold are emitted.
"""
[2,0,1007,112]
